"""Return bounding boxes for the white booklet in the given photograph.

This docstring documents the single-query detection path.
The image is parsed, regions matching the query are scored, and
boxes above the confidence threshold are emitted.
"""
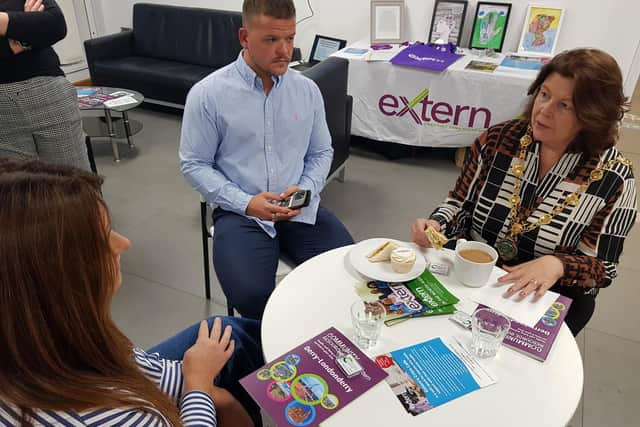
[103,95,137,108]
[469,282,559,328]
[367,45,405,62]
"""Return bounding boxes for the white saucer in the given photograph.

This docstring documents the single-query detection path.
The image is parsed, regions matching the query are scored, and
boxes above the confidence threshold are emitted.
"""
[348,238,427,282]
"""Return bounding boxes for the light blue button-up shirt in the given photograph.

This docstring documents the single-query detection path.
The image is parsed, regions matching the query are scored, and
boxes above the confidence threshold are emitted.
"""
[180,52,333,237]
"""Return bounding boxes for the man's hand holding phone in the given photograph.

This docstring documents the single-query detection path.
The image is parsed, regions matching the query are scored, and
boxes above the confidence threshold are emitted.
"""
[246,186,311,222]
[278,186,311,209]
[246,191,300,222]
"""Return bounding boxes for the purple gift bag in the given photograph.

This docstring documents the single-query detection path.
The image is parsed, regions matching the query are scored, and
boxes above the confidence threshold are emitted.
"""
[390,43,463,72]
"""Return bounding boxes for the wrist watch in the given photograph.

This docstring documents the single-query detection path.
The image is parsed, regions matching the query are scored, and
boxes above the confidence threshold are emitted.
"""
[19,41,32,50]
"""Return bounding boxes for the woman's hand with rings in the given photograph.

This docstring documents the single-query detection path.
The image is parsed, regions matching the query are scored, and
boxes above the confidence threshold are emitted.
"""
[497,255,565,301]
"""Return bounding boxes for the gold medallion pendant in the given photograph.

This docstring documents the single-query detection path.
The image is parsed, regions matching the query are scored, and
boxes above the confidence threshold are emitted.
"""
[496,238,518,261]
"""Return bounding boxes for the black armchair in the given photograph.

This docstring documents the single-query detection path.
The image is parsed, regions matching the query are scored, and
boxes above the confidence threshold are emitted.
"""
[301,56,352,180]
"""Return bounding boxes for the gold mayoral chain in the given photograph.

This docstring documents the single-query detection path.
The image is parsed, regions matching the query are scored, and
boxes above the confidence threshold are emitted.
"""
[495,125,633,261]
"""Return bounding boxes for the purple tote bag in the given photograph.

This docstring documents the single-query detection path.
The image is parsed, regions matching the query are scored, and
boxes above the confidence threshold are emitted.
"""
[390,43,462,72]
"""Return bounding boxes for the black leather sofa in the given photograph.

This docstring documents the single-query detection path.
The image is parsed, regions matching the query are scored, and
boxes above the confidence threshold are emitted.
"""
[84,3,243,105]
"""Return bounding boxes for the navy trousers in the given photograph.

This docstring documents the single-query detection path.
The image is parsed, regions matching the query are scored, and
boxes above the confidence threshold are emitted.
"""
[148,316,264,426]
[212,207,354,319]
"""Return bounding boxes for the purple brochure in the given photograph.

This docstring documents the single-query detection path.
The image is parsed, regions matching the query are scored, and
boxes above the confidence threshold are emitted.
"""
[499,294,572,361]
[240,327,387,426]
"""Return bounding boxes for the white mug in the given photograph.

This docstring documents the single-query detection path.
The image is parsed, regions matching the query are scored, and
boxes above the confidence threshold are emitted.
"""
[454,239,498,288]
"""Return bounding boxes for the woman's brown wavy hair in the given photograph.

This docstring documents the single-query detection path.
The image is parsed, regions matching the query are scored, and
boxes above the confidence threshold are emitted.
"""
[524,48,629,155]
[0,159,182,426]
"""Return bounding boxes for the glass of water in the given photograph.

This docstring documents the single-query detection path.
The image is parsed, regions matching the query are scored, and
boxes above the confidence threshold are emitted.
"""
[351,300,385,349]
[471,308,511,358]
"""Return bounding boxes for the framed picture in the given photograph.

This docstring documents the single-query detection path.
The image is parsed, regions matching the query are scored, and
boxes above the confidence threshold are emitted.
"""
[517,5,565,57]
[469,2,511,52]
[428,0,468,46]
[370,0,405,44]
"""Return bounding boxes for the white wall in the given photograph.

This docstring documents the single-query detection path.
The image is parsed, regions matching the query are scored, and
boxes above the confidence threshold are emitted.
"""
[54,0,84,64]
[91,0,640,94]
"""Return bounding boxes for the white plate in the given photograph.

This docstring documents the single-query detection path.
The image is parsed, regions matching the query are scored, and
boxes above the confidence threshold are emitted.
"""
[349,238,427,282]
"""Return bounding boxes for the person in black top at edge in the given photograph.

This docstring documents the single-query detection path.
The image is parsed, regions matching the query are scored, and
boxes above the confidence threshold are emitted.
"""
[0,0,90,170]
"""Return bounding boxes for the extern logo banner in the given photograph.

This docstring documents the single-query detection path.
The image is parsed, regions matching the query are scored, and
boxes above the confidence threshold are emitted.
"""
[378,88,492,130]
[347,61,530,147]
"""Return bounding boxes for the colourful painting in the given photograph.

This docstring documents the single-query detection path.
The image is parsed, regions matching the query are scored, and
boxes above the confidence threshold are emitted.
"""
[518,5,565,56]
[469,2,511,52]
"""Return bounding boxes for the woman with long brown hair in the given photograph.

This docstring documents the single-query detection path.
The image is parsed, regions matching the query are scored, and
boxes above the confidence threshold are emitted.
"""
[0,159,262,426]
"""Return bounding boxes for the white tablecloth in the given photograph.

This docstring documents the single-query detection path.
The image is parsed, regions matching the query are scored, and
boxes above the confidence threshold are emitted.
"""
[333,41,537,147]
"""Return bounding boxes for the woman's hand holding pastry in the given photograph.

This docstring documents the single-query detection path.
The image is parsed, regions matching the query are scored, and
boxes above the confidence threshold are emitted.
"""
[497,255,565,301]
[411,219,442,248]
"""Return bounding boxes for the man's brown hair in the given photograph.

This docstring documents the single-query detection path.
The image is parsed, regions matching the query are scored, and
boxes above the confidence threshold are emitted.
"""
[242,0,296,25]
[524,48,629,155]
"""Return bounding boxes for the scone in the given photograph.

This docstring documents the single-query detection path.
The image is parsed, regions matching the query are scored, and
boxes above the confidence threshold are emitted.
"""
[390,247,416,273]
[367,240,398,262]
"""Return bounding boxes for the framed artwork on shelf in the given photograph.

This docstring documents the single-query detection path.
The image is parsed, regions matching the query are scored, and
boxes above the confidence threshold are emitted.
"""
[370,0,405,44]
[427,0,468,46]
[517,5,565,57]
[469,2,511,52]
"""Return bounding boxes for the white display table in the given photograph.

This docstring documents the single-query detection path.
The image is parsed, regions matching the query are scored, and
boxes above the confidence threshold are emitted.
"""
[262,245,583,426]
[333,41,537,147]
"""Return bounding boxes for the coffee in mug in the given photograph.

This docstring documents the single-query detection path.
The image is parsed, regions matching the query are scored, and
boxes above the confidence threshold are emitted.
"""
[454,239,498,287]
[458,249,494,264]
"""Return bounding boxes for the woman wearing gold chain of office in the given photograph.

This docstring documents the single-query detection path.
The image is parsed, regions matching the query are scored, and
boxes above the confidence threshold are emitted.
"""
[412,48,637,336]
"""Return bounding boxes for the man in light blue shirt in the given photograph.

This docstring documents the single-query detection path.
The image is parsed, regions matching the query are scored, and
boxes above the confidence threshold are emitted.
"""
[180,0,353,319]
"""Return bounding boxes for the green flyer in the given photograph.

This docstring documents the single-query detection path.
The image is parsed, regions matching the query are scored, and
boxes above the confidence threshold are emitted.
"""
[405,270,459,309]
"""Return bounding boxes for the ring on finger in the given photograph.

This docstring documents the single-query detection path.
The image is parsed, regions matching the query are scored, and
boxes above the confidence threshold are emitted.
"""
[528,279,538,286]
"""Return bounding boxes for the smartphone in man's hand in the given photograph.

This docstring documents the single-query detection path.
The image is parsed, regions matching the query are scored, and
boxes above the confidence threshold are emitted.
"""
[277,190,311,209]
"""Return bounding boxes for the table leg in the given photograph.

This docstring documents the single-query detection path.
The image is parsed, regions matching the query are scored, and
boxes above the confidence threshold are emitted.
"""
[122,111,135,148]
[85,135,97,173]
[104,109,120,162]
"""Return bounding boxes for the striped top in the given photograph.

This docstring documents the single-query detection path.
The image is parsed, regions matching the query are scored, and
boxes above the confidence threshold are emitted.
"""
[431,119,637,293]
[0,348,217,426]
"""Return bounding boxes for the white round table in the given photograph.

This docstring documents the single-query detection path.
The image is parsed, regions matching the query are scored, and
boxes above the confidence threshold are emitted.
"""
[261,245,583,426]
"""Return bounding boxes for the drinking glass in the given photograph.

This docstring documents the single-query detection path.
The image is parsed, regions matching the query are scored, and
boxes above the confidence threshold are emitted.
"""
[351,301,385,349]
[471,308,511,358]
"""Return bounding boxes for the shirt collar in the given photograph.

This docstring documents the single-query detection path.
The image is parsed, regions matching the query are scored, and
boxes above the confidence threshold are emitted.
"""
[235,50,284,90]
